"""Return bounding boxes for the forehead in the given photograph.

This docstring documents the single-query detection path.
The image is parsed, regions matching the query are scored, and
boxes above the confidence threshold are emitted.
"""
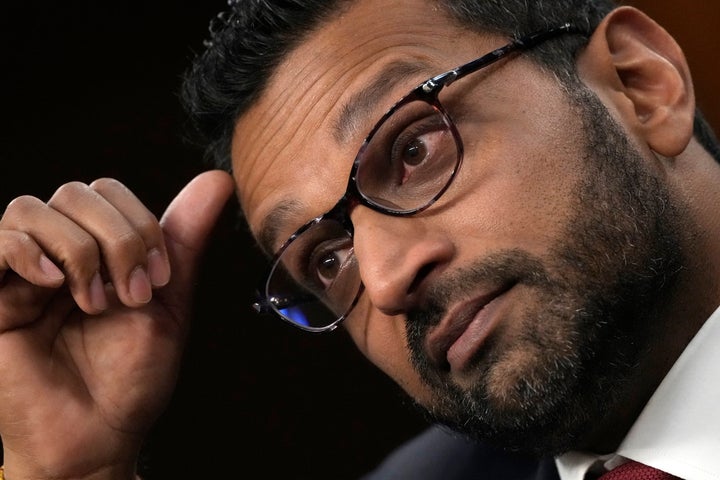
[231,0,495,251]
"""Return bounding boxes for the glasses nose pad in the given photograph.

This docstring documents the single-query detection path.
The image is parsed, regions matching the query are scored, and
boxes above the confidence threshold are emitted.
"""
[252,289,271,314]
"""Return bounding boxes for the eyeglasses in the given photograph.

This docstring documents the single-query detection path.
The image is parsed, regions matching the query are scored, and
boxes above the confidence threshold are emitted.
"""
[253,23,581,332]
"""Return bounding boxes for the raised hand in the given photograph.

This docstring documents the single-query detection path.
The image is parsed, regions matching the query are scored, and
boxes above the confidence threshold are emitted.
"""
[0,170,235,480]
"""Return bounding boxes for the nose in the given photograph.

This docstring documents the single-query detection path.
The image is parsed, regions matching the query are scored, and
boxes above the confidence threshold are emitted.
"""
[350,206,454,316]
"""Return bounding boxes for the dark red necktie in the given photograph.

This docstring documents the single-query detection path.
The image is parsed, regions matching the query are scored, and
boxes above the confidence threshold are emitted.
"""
[598,460,682,479]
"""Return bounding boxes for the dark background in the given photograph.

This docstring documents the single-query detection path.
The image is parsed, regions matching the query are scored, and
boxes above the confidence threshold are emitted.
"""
[1,1,718,479]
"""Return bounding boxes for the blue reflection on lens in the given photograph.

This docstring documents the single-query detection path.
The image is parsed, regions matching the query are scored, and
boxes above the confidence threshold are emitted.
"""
[280,307,309,327]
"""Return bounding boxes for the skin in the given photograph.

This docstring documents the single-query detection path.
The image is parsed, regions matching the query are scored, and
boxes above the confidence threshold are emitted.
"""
[0,1,720,479]
[234,0,720,454]
[0,172,235,480]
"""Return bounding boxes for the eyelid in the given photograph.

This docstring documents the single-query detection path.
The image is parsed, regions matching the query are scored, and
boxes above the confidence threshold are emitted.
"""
[308,237,352,273]
[392,115,448,153]
[302,233,353,288]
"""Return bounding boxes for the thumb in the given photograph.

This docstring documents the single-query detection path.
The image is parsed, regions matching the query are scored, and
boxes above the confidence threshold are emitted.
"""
[159,169,236,298]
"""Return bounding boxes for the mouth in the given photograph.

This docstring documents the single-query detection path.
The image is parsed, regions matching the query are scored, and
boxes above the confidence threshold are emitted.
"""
[424,282,515,374]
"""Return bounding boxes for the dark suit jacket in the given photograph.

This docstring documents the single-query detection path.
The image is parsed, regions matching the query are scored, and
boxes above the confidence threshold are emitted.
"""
[360,424,560,480]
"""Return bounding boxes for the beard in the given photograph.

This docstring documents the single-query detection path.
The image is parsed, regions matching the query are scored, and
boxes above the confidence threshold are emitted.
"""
[404,83,687,456]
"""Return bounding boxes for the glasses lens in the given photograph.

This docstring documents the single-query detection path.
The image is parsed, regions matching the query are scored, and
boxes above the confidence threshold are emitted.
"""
[266,218,361,331]
[356,100,459,212]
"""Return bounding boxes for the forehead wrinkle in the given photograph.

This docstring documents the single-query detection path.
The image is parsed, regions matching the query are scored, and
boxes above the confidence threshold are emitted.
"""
[332,60,430,145]
[245,60,428,232]
[237,65,336,215]
[254,60,433,256]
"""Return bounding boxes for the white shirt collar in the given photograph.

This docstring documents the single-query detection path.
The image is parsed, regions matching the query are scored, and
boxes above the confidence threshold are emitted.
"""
[556,305,720,480]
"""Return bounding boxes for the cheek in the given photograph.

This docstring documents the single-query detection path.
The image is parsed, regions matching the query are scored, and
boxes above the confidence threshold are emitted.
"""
[446,129,583,253]
[445,85,586,245]
[343,308,433,403]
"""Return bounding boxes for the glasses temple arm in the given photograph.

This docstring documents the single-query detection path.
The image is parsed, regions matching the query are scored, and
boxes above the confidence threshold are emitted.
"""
[427,22,585,92]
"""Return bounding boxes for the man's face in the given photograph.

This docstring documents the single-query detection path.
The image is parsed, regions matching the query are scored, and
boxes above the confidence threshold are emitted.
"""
[232,0,685,454]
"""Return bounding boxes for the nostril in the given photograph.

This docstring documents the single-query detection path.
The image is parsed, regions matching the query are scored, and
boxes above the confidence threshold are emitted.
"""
[408,261,437,295]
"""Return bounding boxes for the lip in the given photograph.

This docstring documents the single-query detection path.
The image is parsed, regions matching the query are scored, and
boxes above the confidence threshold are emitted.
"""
[425,283,514,373]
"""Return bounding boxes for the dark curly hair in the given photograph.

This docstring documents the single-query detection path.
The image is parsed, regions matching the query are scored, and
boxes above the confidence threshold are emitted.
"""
[180,0,719,172]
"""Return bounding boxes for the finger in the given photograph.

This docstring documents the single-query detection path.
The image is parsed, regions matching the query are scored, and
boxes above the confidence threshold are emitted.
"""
[0,230,65,287]
[159,170,235,314]
[0,272,71,338]
[47,180,164,309]
[89,178,171,287]
[0,272,59,332]
[0,230,65,330]
[1,195,108,314]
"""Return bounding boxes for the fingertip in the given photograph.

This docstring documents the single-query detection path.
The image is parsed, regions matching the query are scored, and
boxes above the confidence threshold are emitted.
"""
[89,271,109,312]
[129,266,153,304]
[39,254,65,284]
[147,248,171,287]
[160,169,236,251]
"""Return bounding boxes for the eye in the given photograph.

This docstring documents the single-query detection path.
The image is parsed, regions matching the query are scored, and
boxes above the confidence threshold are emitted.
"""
[308,242,353,290]
[400,138,428,166]
[354,100,457,211]
[391,124,448,185]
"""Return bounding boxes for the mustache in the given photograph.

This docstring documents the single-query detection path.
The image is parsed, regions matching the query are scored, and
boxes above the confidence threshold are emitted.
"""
[406,249,552,331]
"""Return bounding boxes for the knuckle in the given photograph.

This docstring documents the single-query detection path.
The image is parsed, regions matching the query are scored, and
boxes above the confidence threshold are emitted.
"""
[62,234,101,267]
[104,230,145,257]
[89,177,125,193]
[0,231,36,260]
[2,196,44,222]
[7,231,36,253]
[49,181,91,206]
[4,232,42,271]
[135,216,162,238]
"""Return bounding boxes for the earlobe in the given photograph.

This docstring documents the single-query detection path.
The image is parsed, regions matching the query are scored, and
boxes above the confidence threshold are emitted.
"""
[576,6,695,157]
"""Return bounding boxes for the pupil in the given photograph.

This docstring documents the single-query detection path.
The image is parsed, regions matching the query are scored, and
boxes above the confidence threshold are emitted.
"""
[403,140,426,165]
[318,254,339,278]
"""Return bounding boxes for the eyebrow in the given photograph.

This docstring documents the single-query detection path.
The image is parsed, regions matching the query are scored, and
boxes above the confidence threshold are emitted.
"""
[259,60,432,256]
[331,60,429,145]
[257,199,307,256]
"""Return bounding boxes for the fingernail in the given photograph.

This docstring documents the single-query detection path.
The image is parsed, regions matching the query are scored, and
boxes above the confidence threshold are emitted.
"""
[90,272,108,311]
[147,248,170,287]
[39,254,65,281]
[129,266,152,304]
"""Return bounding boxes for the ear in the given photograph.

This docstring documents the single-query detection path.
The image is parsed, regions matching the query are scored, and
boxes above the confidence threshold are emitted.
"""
[576,6,695,157]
